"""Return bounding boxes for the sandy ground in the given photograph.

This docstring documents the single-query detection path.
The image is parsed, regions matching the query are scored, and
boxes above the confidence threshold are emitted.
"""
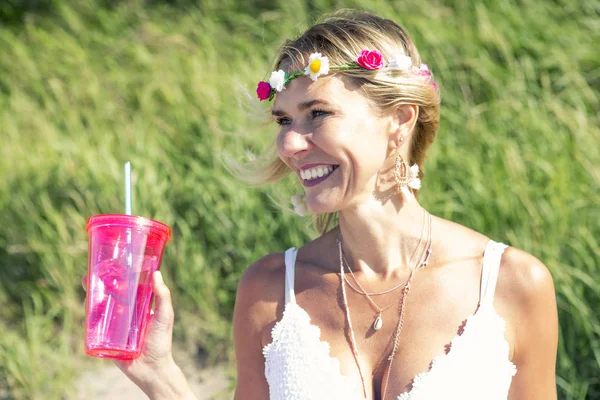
[74,347,232,400]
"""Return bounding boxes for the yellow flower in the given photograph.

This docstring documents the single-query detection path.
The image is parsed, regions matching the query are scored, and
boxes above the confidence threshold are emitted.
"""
[304,53,330,81]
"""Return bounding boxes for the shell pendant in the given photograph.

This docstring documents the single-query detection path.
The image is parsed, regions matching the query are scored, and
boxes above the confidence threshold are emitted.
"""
[373,314,383,331]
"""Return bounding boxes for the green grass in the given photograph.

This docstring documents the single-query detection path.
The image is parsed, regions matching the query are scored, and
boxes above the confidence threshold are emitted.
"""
[0,0,598,398]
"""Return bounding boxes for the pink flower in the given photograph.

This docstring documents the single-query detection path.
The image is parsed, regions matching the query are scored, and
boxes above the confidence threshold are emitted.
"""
[417,64,432,83]
[356,49,384,70]
[256,81,272,101]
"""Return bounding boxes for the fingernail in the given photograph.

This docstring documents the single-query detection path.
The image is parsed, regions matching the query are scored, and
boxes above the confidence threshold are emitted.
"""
[155,270,164,284]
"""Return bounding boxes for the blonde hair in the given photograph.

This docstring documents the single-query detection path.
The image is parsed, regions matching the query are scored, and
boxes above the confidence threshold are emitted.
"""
[233,10,440,235]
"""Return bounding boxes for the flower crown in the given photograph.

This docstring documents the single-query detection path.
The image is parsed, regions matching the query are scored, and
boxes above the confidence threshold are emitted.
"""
[256,49,437,101]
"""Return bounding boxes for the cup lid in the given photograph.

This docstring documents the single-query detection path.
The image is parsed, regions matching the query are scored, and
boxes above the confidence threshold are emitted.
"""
[86,214,171,240]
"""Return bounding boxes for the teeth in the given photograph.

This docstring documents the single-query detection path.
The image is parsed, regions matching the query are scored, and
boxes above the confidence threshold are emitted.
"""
[301,165,336,181]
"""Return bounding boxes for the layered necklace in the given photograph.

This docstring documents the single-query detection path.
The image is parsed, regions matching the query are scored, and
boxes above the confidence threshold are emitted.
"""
[341,209,429,332]
[337,210,433,400]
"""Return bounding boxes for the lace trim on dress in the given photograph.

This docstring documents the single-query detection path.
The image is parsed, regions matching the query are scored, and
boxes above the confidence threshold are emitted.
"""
[263,302,364,400]
[397,303,517,400]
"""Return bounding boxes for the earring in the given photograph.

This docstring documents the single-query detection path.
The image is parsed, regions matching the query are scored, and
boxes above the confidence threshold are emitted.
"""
[291,194,309,216]
[393,153,421,200]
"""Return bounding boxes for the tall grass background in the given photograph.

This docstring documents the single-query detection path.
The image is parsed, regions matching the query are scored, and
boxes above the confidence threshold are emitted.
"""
[0,0,598,398]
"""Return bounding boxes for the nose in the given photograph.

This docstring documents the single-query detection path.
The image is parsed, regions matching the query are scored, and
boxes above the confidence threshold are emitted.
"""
[277,128,312,159]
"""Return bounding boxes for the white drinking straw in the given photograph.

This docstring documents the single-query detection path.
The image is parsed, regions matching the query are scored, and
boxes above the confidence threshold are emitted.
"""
[124,161,136,342]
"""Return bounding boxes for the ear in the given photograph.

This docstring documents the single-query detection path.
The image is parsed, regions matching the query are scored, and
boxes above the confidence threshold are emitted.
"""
[387,104,419,150]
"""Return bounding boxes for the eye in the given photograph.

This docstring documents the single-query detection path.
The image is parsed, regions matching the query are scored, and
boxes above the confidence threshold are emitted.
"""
[276,117,292,126]
[311,109,330,119]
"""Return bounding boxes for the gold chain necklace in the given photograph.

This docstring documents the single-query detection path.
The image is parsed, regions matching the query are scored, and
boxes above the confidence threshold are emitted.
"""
[343,270,410,297]
[342,266,405,332]
[338,211,433,400]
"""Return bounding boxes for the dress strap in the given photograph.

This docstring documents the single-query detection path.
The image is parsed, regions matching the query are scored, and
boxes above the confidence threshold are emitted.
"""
[480,240,508,308]
[284,247,298,305]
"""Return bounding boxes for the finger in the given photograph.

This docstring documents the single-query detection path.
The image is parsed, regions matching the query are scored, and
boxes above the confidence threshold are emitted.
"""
[151,271,174,328]
[82,274,88,292]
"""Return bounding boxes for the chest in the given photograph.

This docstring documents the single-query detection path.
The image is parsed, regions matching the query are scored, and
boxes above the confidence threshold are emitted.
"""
[262,264,516,399]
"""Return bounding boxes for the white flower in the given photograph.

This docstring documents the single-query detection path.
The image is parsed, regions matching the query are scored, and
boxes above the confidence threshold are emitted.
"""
[293,203,309,216]
[409,163,420,177]
[408,164,421,190]
[269,69,286,92]
[387,53,412,71]
[304,53,330,81]
[291,194,310,216]
[290,194,304,207]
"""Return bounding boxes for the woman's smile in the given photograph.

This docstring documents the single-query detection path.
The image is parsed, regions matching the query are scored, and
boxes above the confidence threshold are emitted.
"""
[300,164,340,187]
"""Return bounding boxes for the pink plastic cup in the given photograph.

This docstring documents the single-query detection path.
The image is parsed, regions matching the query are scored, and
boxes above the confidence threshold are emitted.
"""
[84,214,171,360]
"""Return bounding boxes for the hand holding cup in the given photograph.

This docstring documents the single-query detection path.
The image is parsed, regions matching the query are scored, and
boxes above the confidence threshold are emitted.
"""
[82,270,194,398]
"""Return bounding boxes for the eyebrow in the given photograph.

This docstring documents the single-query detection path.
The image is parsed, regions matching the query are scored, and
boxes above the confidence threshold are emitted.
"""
[271,99,333,117]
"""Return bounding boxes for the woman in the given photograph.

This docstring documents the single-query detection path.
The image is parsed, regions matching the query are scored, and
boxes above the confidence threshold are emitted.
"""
[99,11,558,400]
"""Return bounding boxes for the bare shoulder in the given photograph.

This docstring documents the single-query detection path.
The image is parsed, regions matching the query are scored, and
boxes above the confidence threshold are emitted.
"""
[496,246,556,308]
[238,252,286,295]
[430,216,491,263]
[235,252,287,329]
[495,246,558,366]
[433,216,557,331]
[433,216,556,301]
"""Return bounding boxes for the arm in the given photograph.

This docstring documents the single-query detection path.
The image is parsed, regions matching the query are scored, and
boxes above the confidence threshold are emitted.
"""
[233,253,285,400]
[501,249,559,400]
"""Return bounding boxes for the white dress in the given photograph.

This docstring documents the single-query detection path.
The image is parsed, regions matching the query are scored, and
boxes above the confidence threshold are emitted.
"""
[262,240,517,400]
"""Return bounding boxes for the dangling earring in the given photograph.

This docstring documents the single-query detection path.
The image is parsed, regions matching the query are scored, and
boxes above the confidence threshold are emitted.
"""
[393,152,421,200]
[290,194,309,216]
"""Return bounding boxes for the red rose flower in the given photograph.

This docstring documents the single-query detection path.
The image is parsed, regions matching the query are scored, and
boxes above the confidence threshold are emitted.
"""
[356,49,384,70]
[256,81,272,101]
